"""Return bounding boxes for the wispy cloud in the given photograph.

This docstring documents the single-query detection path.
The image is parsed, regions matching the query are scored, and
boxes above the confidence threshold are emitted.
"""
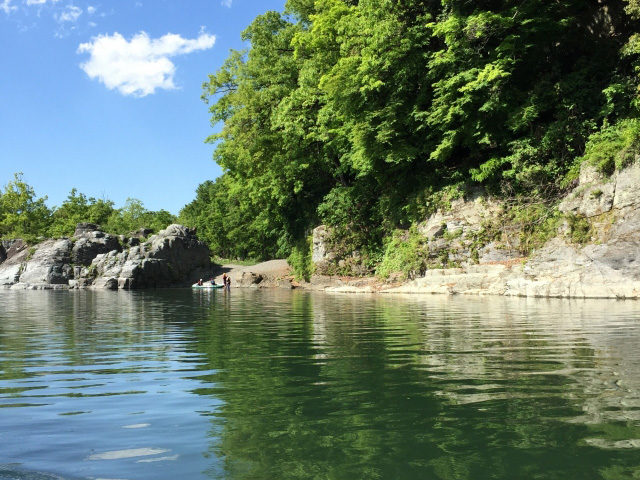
[77,31,216,97]
[0,0,16,14]
[86,5,95,14]
[221,0,231,7]
[56,4,81,22]
[25,0,60,5]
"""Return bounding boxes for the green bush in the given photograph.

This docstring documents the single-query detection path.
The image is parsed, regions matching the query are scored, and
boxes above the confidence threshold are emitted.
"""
[505,203,561,255]
[581,119,640,176]
[566,214,593,245]
[376,228,429,280]
[288,236,314,282]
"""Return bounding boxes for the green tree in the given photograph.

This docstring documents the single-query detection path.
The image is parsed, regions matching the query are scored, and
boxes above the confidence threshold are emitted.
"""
[0,173,51,241]
[49,189,116,237]
[106,198,176,235]
[189,0,640,273]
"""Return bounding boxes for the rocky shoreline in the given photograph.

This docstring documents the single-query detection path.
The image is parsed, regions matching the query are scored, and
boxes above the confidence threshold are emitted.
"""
[218,161,640,299]
[3,161,640,298]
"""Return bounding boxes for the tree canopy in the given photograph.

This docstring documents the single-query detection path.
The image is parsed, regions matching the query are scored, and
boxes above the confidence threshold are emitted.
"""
[183,0,640,266]
[0,174,177,241]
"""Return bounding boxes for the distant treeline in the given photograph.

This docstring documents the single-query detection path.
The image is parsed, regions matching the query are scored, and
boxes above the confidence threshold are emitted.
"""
[180,0,640,269]
[0,173,176,242]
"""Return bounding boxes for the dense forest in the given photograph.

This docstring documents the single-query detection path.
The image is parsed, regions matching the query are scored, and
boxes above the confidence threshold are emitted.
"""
[178,0,640,276]
[0,173,176,242]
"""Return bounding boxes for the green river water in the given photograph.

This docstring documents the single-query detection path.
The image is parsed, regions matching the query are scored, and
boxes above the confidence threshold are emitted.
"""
[1,290,640,479]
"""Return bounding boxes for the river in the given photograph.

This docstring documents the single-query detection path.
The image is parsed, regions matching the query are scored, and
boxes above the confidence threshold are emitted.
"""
[1,290,640,479]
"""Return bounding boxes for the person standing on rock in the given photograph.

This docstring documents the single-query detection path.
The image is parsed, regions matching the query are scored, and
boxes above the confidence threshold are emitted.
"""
[222,273,227,287]
[225,275,231,290]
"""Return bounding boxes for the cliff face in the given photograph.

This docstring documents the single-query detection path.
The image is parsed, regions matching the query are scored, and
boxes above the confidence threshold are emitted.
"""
[0,224,211,290]
[308,161,640,298]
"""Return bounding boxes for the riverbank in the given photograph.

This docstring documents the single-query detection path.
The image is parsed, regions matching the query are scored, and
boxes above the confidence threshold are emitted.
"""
[3,161,640,298]
[216,253,640,299]
[216,160,640,299]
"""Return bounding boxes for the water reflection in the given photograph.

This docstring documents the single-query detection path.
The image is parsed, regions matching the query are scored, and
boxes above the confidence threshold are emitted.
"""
[1,291,640,479]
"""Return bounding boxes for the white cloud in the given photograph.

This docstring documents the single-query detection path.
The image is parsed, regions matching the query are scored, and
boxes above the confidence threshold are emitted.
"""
[25,0,60,5]
[56,4,81,22]
[77,31,216,97]
[86,5,95,14]
[221,0,231,6]
[0,0,16,14]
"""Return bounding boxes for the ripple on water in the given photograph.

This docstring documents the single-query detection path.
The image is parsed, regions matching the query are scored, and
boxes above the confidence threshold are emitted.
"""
[2,291,640,479]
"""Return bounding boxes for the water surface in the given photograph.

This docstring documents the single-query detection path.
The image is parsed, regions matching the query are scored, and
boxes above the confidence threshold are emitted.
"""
[1,290,640,479]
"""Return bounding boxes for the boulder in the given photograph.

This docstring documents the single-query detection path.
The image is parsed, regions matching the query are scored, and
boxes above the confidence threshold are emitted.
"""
[14,239,73,286]
[71,227,121,266]
[239,272,263,286]
[81,224,211,289]
[0,240,28,286]
[1,239,26,262]
[74,223,101,236]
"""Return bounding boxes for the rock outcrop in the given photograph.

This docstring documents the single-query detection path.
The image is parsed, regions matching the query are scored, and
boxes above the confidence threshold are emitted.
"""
[15,239,74,287]
[0,224,211,290]
[416,192,521,266]
[80,224,211,290]
[71,225,121,266]
[302,160,640,298]
[0,240,29,287]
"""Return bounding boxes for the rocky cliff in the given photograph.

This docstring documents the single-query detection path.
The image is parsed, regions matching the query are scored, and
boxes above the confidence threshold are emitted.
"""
[306,161,640,298]
[0,224,211,290]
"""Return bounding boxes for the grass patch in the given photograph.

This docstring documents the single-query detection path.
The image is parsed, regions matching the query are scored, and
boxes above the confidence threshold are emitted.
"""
[212,256,260,267]
[25,246,37,261]
[566,214,593,245]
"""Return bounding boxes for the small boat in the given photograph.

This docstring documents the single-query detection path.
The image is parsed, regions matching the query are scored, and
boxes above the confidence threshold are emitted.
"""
[192,283,225,289]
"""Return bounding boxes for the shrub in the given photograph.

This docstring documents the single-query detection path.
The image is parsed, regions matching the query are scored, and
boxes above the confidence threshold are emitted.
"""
[376,228,429,280]
[581,119,640,176]
[288,236,314,282]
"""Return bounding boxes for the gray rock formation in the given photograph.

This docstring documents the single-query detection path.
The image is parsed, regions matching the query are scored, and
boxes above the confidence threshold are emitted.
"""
[0,240,29,287]
[303,160,640,298]
[72,230,120,266]
[417,194,522,265]
[0,223,211,290]
[387,161,640,298]
[312,225,331,263]
[239,271,263,287]
[79,224,211,290]
[559,161,640,217]
[15,239,73,287]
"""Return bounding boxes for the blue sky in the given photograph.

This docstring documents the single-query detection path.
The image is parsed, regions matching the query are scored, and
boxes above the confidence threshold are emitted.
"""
[1,0,285,214]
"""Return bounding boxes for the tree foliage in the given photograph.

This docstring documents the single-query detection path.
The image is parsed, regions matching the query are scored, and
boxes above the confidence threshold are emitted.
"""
[0,173,52,242]
[185,1,640,263]
[0,174,176,242]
